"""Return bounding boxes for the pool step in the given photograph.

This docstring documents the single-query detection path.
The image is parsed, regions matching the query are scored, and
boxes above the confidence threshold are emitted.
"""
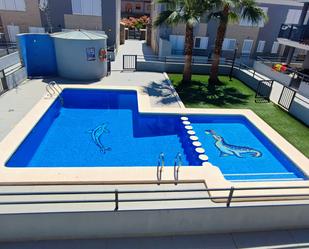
[225,172,304,182]
[178,116,209,166]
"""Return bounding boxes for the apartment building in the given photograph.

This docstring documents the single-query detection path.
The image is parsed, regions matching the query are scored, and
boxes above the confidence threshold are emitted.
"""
[151,0,306,59]
[0,0,121,48]
[121,0,151,17]
[0,0,43,42]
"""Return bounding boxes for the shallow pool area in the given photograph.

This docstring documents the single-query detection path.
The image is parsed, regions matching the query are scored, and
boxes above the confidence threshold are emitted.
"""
[5,89,307,182]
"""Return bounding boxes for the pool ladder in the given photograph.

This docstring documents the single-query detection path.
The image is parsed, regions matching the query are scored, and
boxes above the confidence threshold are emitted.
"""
[46,81,64,105]
[156,152,182,184]
[174,152,182,184]
[157,152,165,184]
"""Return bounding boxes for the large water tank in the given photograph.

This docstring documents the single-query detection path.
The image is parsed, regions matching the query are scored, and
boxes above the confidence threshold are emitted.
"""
[52,30,108,81]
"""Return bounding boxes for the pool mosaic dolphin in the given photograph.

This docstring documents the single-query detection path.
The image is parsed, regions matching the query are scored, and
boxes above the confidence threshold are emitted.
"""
[205,129,262,158]
[88,123,111,153]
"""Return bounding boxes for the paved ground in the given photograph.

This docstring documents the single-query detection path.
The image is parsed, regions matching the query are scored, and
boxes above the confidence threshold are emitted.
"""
[0,80,47,141]
[112,40,154,70]
[0,40,177,142]
[1,229,309,249]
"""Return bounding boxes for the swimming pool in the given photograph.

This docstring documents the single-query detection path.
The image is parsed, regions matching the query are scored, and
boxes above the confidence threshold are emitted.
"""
[5,89,306,182]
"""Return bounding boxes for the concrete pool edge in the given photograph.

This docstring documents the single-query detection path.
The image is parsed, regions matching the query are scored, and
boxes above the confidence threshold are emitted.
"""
[0,84,308,199]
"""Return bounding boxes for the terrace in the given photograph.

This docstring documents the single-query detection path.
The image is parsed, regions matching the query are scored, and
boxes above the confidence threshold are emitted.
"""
[0,38,308,244]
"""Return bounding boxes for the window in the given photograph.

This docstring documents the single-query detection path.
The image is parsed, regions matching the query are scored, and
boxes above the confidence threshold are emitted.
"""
[239,7,268,27]
[71,0,101,16]
[242,39,253,54]
[271,41,280,54]
[7,25,20,42]
[135,3,141,10]
[285,9,301,24]
[194,37,208,49]
[222,38,236,51]
[0,0,25,11]
[125,3,133,12]
[29,27,45,33]
[256,40,266,53]
[169,35,185,54]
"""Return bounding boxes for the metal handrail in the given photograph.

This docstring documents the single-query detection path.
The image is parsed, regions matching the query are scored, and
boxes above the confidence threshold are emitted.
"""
[1,183,309,210]
[157,152,165,182]
[174,153,182,183]
[46,81,64,105]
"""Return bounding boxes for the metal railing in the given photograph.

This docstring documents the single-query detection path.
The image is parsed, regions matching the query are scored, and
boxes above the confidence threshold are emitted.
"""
[256,56,309,84]
[1,182,309,210]
[278,24,309,45]
[0,42,18,58]
[157,152,165,182]
[137,54,235,66]
[174,153,182,183]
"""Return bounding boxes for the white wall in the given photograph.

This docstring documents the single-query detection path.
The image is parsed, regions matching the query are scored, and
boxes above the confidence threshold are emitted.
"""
[1,204,309,242]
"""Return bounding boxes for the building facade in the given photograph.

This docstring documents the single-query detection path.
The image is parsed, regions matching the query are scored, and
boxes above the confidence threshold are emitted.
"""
[0,0,120,48]
[121,0,151,17]
[151,0,307,60]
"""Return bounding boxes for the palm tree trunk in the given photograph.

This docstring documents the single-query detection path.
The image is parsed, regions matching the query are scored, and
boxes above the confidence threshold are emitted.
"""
[208,5,229,91]
[182,24,194,83]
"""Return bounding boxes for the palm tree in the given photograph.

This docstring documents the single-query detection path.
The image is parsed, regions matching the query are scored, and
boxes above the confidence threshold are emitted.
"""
[207,0,267,90]
[154,0,208,83]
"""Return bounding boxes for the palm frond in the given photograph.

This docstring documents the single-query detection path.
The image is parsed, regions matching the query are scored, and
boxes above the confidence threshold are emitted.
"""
[240,0,268,25]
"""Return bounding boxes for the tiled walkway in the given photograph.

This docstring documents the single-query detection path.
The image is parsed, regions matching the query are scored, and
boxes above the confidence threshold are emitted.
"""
[1,229,309,249]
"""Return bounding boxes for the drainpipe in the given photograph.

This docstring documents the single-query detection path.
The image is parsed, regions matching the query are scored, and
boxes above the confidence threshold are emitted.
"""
[286,3,309,65]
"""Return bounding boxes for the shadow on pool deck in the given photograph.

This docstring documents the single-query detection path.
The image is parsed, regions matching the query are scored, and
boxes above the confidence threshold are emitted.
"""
[144,80,182,107]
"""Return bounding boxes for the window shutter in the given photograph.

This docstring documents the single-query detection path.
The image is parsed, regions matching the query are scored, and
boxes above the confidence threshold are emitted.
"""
[15,0,25,11]
[200,37,208,49]
[271,42,280,54]
[223,39,236,50]
[5,0,16,10]
[0,0,6,10]
[242,40,253,54]
[81,0,92,15]
[285,9,301,24]
[256,40,266,53]
[7,25,20,42]
[72,0,82,14]
[92,0,101,16]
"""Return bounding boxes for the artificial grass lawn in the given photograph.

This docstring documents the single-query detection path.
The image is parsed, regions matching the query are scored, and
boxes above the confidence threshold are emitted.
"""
[169,74,309,157]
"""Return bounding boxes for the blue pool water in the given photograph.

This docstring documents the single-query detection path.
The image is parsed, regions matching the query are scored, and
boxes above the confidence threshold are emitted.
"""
[6,89,306,182]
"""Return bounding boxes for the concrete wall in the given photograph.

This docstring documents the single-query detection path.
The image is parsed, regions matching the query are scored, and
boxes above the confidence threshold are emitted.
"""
[0,52,20,71]
[290,94,309,125]
[0,52,26,90]
[40,0,72,32]
[6,67,27,90]
[137,61,230,75]
[64,15,102,30]
[102,0,121,49]
[298,81,309,98]
[1,204,309,242]
[253,61,292,86]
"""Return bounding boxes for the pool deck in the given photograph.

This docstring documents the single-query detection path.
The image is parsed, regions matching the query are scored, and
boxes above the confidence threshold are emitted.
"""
[0,71,183,142]
[0,82,308,202]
